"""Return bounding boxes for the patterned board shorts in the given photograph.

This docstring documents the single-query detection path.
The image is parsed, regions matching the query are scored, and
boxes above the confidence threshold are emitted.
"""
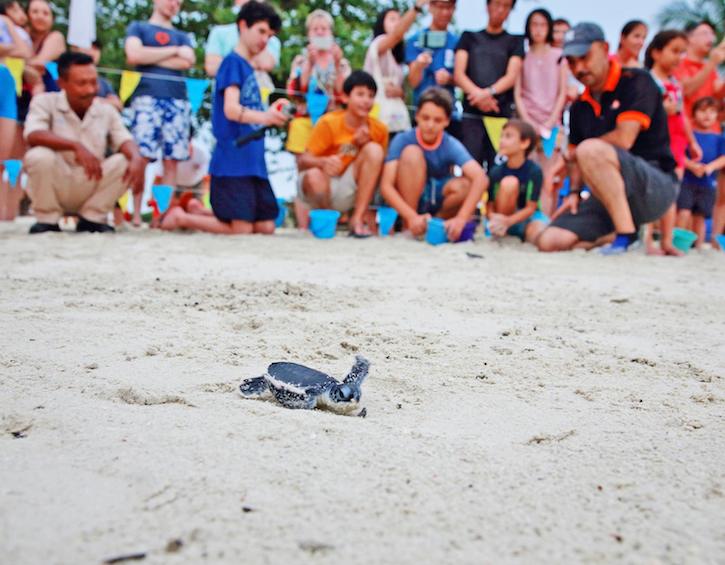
[127,96,191,161]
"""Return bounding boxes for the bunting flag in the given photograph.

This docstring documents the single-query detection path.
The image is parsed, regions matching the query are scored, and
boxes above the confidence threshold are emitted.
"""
[483,116,507,153]
[2,160,22,187]
[202,191,211,210]
[542,126,559,159]
[152,184,174,214]
[45,61,59,81]
[119,70,142,104]
[117,190,129,213]
[369,103,380,120]
[185,78,209,114]
[5,57,24,96]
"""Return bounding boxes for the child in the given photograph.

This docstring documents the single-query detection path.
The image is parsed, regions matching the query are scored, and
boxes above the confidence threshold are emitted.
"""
[124,0,195,226]
[487,119,548,244]
[161,1,288,234]
[513,8,568,216]
[380,86,486,241]
[644,30,703,256]
[297,70,388,237]
[677,96,725,248]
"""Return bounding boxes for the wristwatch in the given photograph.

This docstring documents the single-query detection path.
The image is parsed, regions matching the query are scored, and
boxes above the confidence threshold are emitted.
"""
[488,85,497,97]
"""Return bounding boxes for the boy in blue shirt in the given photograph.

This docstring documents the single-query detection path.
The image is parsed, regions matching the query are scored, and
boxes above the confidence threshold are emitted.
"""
[380,87,487,241]
[487,119,548,244]
[161,1,288,234]
[677,97,725,248]
[124,0,196,226]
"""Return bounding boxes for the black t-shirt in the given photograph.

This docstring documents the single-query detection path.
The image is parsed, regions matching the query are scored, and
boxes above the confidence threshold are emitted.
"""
[569,63,676,173]
[455,30,524,118]
[489,159,543,210]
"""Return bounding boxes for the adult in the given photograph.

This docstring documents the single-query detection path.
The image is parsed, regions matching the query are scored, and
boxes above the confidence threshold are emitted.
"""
[125,0,195,226]
[363,0,429,137]
[674,21,725,246]
[22,52,145,234]
[289,10,349,109]
[454,0,524,170]
[537,23,678,255]
[204,0,281,98]
[27,0,65,93]
[405,0,458,105]
[615,20,648,68]
[514,8,568,215]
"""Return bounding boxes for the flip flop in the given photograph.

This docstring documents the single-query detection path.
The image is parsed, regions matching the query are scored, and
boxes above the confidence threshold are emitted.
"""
[348,231,371,239]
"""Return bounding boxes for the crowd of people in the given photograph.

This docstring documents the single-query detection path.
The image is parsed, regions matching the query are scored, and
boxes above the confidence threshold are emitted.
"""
[1,0,724,254]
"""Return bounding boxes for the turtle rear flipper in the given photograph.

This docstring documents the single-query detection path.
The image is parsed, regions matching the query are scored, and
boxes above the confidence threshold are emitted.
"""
[239,376,272,399]
[342,356,370,386]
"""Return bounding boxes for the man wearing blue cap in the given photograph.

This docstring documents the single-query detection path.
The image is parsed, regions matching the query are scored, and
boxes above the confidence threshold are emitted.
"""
[537,23,678,254]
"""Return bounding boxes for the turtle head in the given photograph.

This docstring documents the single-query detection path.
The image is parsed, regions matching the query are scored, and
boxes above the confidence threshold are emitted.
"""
[327,382,362,414]
[342,356,370,387]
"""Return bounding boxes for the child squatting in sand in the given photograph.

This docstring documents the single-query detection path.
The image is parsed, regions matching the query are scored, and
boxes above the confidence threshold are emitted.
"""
[379,87,487,242]
[162,1,290,234]
[486,119,549,244]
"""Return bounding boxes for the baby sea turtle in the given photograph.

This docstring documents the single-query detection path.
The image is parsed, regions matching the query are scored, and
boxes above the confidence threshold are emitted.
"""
[239,356,370,416]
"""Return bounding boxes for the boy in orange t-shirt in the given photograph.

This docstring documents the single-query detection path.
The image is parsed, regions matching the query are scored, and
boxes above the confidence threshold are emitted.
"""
[297,70,388,236]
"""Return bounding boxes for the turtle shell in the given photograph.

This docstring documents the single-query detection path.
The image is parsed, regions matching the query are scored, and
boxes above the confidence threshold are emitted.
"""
[267,362,338,395]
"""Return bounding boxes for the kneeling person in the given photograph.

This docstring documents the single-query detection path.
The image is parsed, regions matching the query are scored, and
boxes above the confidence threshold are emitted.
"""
[23,52,145,234]
[162,1,287,234]
[297,71,388,237]
[487,119,548,244]
[380,87,486,241]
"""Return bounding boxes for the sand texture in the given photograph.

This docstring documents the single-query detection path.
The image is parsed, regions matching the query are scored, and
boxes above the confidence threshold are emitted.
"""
[1,221,724,564]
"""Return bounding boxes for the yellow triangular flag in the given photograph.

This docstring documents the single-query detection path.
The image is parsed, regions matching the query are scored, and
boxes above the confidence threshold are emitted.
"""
[118,190,129,212]
[5,57,24,96]
[260,87,271,106]
[483,116,508,153]
[119,70,142,104]
[369,102,380,119]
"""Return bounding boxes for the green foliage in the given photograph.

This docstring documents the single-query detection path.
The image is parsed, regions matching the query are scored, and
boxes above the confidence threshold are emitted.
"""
[656,0,725,40]
[49,0,409,84]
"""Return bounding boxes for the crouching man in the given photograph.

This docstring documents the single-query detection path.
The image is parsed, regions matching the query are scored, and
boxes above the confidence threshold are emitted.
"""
[537,23,678,254]
[23,52,145,234]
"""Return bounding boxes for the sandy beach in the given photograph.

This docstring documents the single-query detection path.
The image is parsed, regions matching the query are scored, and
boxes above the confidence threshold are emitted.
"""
[1,219,724,564]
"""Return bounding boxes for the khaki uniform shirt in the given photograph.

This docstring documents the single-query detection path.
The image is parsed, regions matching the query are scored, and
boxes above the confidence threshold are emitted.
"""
[24,92,133,164]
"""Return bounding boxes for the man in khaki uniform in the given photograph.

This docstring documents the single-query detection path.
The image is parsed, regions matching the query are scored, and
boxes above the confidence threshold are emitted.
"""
[23,52,146,233]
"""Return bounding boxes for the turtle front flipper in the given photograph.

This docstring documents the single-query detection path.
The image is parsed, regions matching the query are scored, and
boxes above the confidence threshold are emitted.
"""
[239,376,273,400]
[342,356,370,386]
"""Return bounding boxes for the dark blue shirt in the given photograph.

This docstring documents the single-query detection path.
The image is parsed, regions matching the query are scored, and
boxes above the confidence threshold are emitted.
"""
[125,22,192,100]
[209,52,267,179]
[405,29,458,106]
[489,159,543,210]
[386,129,472,179]
[97,77,116,99]
[683,131,725,189]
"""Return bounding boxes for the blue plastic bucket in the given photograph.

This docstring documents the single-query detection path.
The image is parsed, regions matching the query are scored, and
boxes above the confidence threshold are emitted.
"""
[377,206,398,237]
[425,217,448,246]
[672,227,698,253]
[275,198,287,228]
[309,209,341,239]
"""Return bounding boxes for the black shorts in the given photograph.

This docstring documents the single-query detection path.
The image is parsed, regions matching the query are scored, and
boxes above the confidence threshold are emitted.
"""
[551,148,677,242]
[677,183,715,218]
[210,176,279,223]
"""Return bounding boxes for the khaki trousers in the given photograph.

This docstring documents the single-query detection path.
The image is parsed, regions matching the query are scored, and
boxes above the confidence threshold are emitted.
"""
[24,147,128,224]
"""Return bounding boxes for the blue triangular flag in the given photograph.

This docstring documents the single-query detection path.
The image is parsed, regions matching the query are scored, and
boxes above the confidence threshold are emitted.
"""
[45,61,58,80]
[542,126,559,159]
[306,77,329,125]
[185,78,209,114]
[152,184,174,214]
[2,159,22,187]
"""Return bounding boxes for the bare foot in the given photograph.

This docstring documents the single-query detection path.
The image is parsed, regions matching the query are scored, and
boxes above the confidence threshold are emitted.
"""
[661,245,684,257]
[349,217,372,237]
[132,211,142,228]
[646,245,665,256]
[160,207,186,231]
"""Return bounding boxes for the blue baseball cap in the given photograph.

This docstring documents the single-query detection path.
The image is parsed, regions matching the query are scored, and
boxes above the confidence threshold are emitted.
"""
[562,22,606,57]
